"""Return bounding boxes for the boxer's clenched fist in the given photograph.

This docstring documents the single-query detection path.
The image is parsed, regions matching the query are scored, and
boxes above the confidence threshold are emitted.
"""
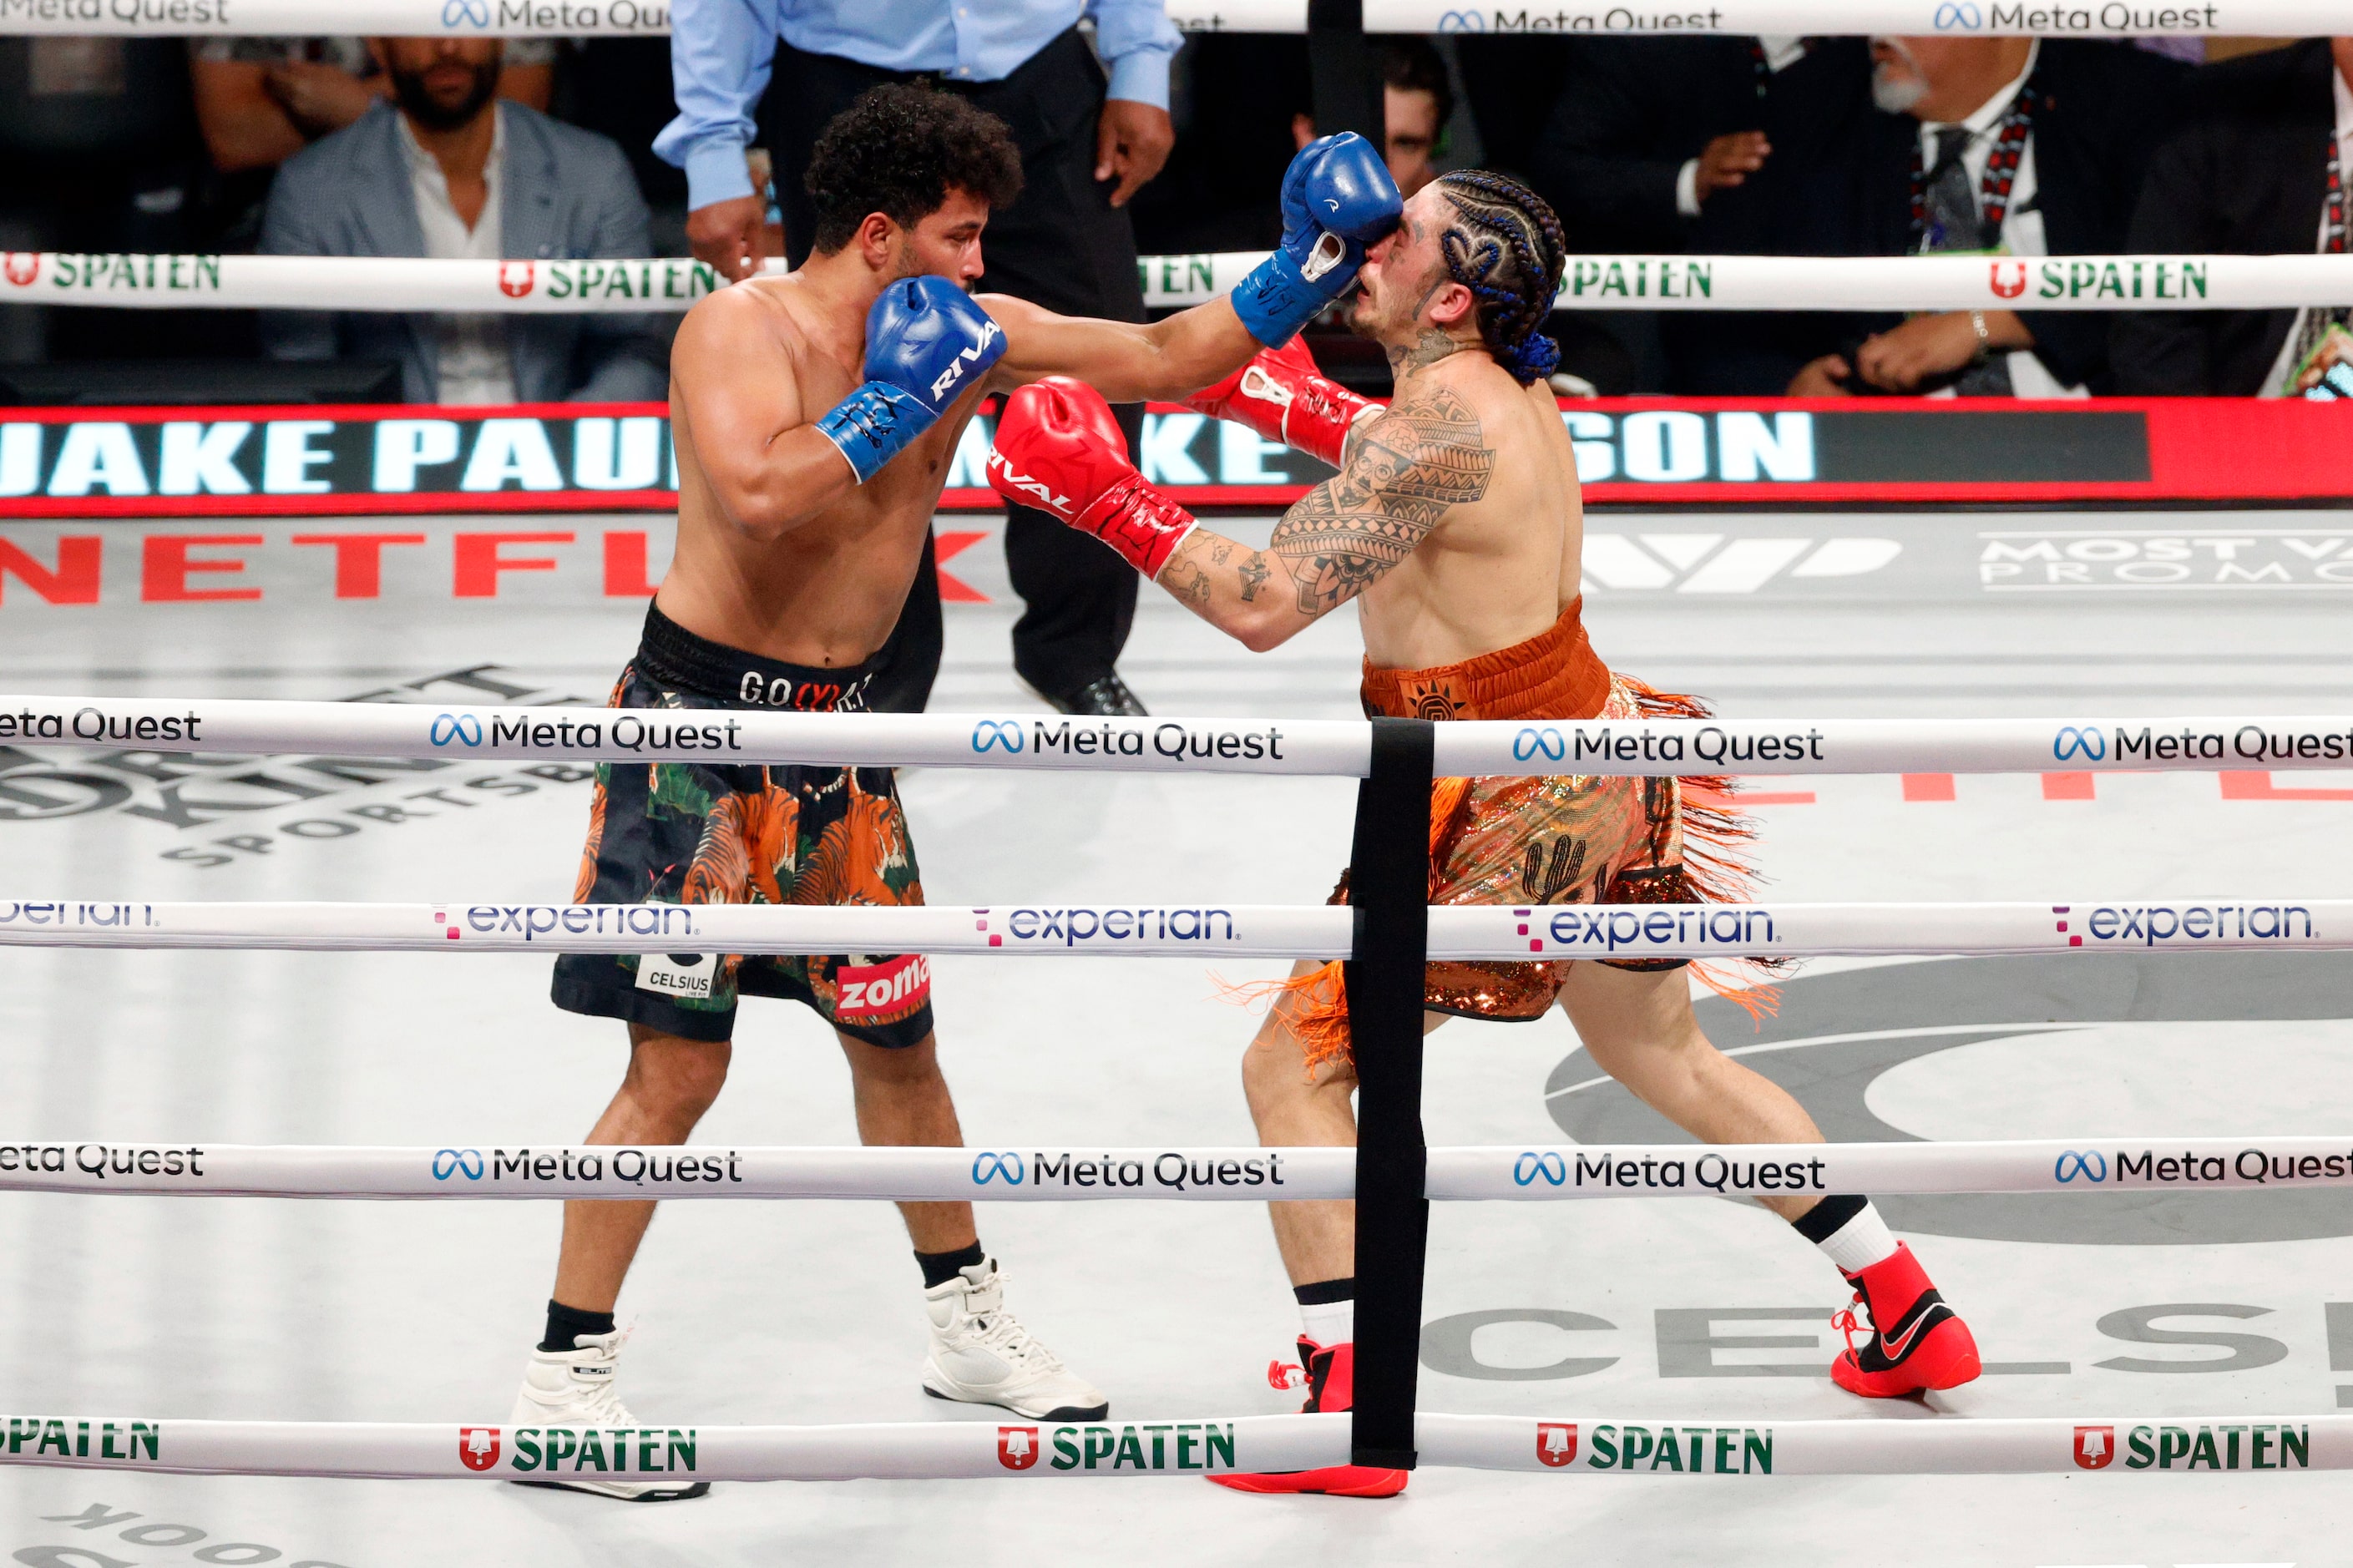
[1185,336,1383,470]
[817,276,1006,482]
[988,377,1197,579]
[1232,133,1404,348]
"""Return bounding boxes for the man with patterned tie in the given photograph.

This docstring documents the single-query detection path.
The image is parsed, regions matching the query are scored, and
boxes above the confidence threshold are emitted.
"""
[1693,35,2185,397]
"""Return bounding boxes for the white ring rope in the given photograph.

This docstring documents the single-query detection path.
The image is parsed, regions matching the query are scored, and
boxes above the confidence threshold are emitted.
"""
[9,251,2347,313]
[1,0,2338,38]
[0,1412,2339,1481]
[1153,250,2353,311]
[0,899,2343,960]
[7,1139,2349,1200]
[11,697,2352,777]
[0,898,2340,959]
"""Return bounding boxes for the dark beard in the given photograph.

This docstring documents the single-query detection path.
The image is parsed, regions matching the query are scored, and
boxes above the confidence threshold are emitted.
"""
[391,60,499,133]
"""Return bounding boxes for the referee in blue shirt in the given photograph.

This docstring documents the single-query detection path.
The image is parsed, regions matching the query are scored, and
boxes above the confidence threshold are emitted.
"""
[655,0,1184,716]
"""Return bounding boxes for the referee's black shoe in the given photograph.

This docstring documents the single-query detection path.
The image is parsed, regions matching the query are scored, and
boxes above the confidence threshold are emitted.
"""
[1037,673,1147,716]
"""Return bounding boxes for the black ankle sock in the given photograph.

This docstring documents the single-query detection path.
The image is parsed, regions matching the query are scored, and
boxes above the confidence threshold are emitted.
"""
[1791,1193,1870,1246]
[916,1241,988,1289]
[540,1299,616,1353]
[1293,1277,1356,1306]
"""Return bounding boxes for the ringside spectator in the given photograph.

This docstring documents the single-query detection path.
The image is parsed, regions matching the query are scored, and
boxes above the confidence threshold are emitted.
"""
[1529,34,1806,390]
[1291,37,1455,197]
[1452,34,1570,178]
[191,35,554,175]
[259,37,665,405]
[1528,36,1803,255]
[1126,35,1305,255]
[1693,37,2185,397]
[2113,38,2352,396]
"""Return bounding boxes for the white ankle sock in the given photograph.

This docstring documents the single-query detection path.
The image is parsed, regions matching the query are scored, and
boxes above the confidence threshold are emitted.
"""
[1299,1298,1354,1347]
[1814,1201,1900,1275]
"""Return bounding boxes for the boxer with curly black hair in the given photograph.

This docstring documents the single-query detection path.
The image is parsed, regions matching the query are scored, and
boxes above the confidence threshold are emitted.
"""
[802,83,1025,255]
[514,84,1400,1503]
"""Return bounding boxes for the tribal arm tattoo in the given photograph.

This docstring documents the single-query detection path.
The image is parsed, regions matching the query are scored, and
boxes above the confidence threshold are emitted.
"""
[1273,383,1490,615]
[1151,384,1493,650]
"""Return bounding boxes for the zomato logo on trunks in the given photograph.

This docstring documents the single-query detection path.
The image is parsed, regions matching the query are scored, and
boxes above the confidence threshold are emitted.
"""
[834,954,930,1019]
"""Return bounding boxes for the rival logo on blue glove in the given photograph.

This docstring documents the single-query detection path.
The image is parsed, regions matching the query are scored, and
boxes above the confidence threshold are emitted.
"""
[1232,133,1404,348]
[817,275,1007,483]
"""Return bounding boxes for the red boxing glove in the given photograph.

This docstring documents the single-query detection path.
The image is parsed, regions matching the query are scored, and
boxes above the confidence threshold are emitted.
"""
[989,377,1198,579]
[1184,336,1384,469]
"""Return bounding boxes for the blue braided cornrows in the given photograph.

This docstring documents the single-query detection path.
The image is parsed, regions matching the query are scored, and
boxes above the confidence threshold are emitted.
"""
[1434,169,1566,385]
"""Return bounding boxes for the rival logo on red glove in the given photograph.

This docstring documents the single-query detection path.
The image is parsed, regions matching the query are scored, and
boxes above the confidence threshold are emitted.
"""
[988,377,1198,579]
[984,448,1075,520]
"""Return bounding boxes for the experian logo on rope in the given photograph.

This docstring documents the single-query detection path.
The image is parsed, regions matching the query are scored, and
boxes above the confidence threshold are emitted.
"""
[1530,905,1779,954]
[2065,903,2315,946]
[977,908,1240,948]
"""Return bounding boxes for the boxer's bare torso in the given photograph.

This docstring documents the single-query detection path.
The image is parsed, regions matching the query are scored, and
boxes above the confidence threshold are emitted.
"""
[657,202,1257,671]
[1139,182,1587,669]
[1326,353,1583,671]
[1146,343,1583,670]
[660,273,986,670]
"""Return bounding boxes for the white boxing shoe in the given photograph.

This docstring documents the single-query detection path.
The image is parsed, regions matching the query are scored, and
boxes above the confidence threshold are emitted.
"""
[509,1328,711,1502]
[921,1259,1108,1420]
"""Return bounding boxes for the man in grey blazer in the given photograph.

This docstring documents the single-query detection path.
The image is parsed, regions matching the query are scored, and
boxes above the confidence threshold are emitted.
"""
[261,37,666,405]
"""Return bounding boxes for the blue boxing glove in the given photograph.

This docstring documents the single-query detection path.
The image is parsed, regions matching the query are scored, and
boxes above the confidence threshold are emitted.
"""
[817,276,1007,482]
[1232,133,1404,348]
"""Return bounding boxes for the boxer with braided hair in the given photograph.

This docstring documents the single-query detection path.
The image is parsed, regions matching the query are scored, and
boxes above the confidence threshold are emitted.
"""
[990,169,1986,1497]
[1430,169,1566,384]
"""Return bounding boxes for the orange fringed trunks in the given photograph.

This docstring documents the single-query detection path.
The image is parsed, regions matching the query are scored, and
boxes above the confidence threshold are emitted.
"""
[1268,598,1774,1073]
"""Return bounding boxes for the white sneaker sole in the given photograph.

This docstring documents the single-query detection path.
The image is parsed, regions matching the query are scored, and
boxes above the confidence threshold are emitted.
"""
[920,1380,1108,1422]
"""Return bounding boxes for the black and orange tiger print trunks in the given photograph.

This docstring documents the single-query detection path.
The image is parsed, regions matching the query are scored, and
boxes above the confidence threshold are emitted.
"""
[549,604,934,1049]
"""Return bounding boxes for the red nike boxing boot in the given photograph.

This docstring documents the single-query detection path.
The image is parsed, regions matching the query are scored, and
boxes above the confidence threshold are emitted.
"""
[1829,1242,1982,1398]
[1208,1339,1408,1499]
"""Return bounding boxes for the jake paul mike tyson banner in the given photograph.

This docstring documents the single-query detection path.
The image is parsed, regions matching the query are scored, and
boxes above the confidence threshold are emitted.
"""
[1,399,2347,517]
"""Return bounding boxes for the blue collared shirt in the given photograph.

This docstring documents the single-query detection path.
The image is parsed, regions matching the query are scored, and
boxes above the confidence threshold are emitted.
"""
[655,0,1183,210]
